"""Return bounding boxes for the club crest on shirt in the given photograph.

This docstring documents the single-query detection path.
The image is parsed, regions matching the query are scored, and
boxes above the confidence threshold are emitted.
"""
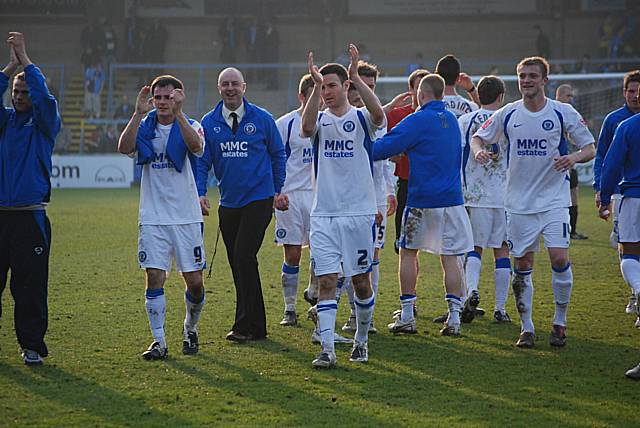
[244,123,256,135]
[138,251,147,263]
[542,120,554,131]
[213,126,221,133]
[343,121,355,133]
[34,246,44,255]
[276,228,286,239]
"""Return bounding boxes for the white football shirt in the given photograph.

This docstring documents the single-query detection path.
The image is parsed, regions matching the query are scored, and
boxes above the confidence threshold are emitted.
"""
[443,94,479,118]
[139,120,205,225]
[372,127,395,207]
[473,98,594,214]
[459,108,508,208]
[276,109,313,193]
[310,106,384,216]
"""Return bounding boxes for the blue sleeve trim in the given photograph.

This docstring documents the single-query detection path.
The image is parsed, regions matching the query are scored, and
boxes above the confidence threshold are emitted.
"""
[622,254,640,261]
[503,109,516,168]
[285,117,294,160]
[554,109,568,156]
[356,110,374,175]
[462,112,480,188]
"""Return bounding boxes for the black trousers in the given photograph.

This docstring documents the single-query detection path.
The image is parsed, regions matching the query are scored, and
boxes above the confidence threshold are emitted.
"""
[0,210,51,357]
[395,178,409,242]
[219,198,273,338]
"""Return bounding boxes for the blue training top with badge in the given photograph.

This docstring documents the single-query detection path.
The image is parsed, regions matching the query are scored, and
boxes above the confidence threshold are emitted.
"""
[0,64,61,207]
[197,99,286,209]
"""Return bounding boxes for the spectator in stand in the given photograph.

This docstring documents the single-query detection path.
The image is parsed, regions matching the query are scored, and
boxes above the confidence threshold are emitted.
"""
[147,19,168,64]
[533,24,551,59]
[406,52,425,76]
[245,17,259,80]
[219,18,237,64]
[114,94,134,119]
[123,5,139,61]
[84,60,104,119]
[114,94,134,132]
[80,19,105,59]
[262,21,279,89]
[102,18,117,74]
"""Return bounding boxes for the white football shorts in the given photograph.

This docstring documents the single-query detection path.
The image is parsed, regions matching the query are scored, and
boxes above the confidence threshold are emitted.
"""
[618,197,640,243]
[399,205,474,255]
[467,207,508,249]
[506,209,570,258]
[310,215,375,277]
[138,223,205,272]
[274,190,312,246]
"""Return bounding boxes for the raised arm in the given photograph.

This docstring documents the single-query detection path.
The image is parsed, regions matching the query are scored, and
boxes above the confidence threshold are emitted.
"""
[458,72,481,106]
[301,51,322,138]
[348,44,384,127]
[170,88,203,154]
[0,45,20,129]
[118,86,151,155]
[9,32,60,138]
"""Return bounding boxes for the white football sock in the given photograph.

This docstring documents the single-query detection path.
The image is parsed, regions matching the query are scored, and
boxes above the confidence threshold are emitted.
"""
[145,288,166,348]
[400,294,417,322]
[552,263,573,327]
[445,294,462,325]
[621,255,640,295]
[465,251,482,295]
[494,258,511,312]
[281,263,299,312]
[317,300,337,353]
[354,294,375,344]
[513,269,534,333]
[184,288,205,333]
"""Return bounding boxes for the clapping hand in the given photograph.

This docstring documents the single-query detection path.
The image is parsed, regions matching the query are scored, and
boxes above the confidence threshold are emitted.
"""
[136,86,153,115]
[308,51,322,86]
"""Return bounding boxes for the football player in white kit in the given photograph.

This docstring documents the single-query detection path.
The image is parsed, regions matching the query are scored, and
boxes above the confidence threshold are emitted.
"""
[301,44,385,368]
[436,54,480,118]
[458,76,512,324]
[118,75,206,360]
[472,57,596,348]
[274,74,318,326]
[342,61,397,334]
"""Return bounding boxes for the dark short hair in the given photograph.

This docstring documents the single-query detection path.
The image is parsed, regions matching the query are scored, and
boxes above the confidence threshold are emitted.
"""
[435,54,460,86]
[478,76,505,105]
[319,63,348,84]
[299,74,314,97]
[150,75,184,95]
[357,61,379,81]
[517,56,550,78]
[624,70,640,90]
[419,74,445,100]
[408,68,430,90]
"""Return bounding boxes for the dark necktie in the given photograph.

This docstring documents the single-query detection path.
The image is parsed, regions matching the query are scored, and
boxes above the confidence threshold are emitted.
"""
[230,112,239,134]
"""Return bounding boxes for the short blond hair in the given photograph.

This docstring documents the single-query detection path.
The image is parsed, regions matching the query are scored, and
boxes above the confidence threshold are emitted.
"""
[419,74,445,100]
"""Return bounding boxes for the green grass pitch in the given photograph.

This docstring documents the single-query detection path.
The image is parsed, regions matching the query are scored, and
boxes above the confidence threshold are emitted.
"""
[0,187,638,427]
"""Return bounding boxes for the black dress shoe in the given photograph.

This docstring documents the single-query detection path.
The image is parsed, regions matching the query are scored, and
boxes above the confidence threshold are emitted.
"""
[226,331,249,343]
